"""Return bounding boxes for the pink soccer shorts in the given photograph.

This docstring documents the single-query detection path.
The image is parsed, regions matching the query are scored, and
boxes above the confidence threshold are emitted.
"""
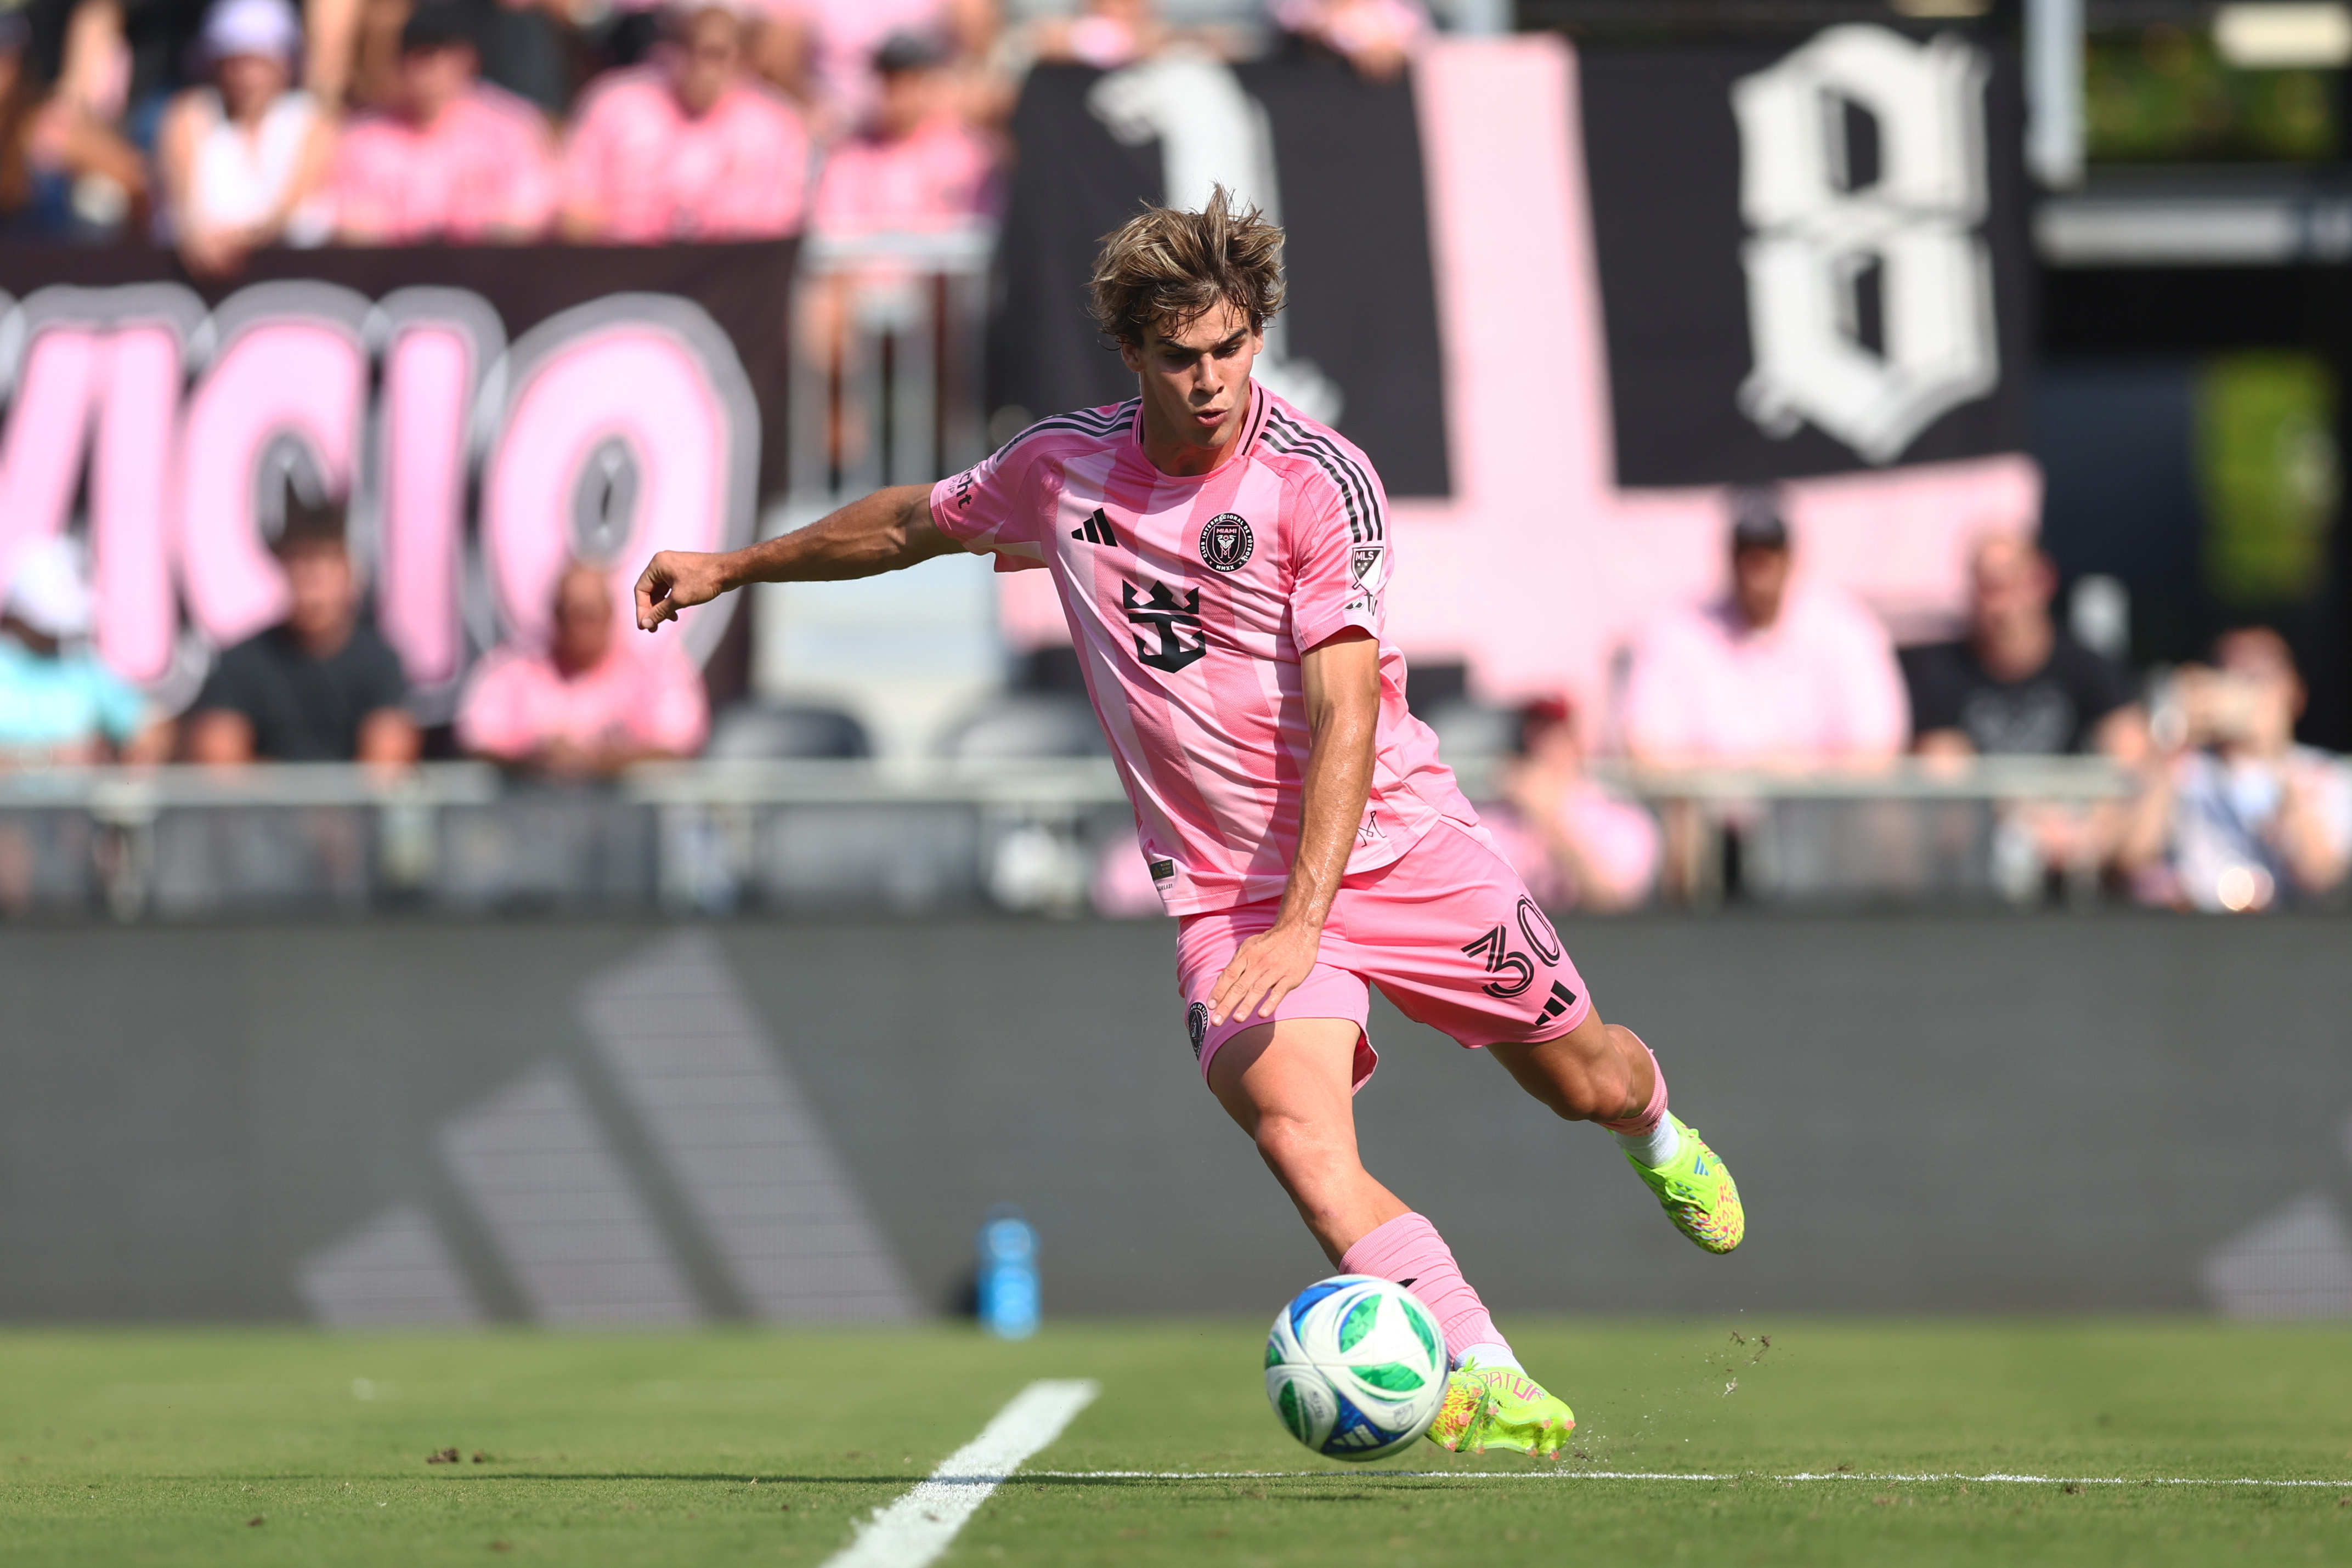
[1175,818,1594,1092]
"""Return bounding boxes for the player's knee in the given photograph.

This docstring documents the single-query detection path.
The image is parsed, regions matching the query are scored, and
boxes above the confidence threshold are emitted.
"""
[1251,1113,1348,1183]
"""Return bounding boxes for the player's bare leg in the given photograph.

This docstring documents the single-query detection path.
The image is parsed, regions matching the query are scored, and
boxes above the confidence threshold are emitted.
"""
[1207,1017,1574,1458]
[1490,1008,1746,1254]
[1206,1017,1405,1261]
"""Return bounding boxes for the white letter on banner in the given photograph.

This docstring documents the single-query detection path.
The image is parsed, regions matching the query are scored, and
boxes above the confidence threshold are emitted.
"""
[480,296,757,663]
[1731,25,1997,464]
[176,285,370,647]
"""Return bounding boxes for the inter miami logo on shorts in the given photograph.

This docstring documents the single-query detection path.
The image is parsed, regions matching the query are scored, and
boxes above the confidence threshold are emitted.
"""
[1198,512,1254,573]
[1187,1001,1208,1059]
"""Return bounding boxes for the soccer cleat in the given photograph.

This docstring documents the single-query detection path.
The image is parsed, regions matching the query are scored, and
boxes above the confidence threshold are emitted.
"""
[1423,1361,1575,1459]
[1625,1114,1744,1254]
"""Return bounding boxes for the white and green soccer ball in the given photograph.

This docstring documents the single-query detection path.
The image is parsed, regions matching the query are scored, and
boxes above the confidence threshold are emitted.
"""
[1264,1275,1448,1461]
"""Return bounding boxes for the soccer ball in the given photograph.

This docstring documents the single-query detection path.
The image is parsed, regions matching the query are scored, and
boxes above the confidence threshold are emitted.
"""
[1264,1275,1449,1462]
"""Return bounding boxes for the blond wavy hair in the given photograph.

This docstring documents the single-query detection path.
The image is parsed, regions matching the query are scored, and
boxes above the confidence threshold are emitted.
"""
[1089,185,1287,347]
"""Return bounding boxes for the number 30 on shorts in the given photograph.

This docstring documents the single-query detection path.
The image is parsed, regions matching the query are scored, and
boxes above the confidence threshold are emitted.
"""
[1460,897,1563,999]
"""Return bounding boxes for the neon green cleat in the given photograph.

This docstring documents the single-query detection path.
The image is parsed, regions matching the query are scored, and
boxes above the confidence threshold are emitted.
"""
[1423,1361,1575,1459]
[1626,1114,1744,1253]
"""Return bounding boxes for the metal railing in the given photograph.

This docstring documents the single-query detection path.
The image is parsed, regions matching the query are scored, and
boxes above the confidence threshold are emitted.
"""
[0,756,2154,920]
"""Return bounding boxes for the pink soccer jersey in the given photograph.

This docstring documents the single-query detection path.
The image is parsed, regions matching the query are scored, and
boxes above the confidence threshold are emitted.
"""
[929,384,1476,915]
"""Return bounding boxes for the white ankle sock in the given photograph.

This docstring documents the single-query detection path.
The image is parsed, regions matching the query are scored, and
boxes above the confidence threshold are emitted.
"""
[1615,1116,1681,1169]
[1452,1340,1522,1373]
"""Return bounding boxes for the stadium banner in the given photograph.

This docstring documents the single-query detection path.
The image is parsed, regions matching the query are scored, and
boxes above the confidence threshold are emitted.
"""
[991,58,1452,500]
[1578,27,2032,488]
[988,37,2041,704]
[0,241,790,714]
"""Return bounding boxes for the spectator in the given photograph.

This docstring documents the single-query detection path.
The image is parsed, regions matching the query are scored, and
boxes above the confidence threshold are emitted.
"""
[1620,493,1909,767]
[1269,0,1424,82]
[331,4,555,243]
[559,0,810,243]
[186,495,419,764]
[1485,696,1659,913]
[2121,627,2352,912]
[457,561,708,777]
[1904,534,2146,762]
[0,536,170,767]
[0,10,148,240]
[1030,0,1161,70]
[776,0,992,136]
[809,30,992,240]
[155,0,335,273]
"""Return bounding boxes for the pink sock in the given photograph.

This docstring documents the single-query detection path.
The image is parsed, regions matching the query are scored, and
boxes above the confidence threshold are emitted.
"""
[1598,1034,1668,1135]
[1339,1212,1500,1367]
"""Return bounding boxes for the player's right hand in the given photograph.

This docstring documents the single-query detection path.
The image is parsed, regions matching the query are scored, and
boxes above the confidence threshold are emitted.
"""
[635,550,727,631]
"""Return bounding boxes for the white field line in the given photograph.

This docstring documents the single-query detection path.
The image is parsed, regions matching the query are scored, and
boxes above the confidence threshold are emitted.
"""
[1026,1469,2352,1488]
[822,1379,1100,1568]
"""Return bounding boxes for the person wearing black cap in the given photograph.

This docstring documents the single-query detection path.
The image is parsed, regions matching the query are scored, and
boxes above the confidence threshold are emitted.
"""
[331,3,555,244]
[1622,486,1907,771]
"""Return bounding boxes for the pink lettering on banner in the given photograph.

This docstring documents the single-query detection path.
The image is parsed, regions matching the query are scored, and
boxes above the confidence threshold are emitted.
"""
[379,324,474,688]
[176,319,367,647]
[91,326,184,684]
[482,314,744,655]
[0,328,103,591]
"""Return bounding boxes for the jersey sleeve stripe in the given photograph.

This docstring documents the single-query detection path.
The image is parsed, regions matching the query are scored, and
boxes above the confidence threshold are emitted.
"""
[1263,416,1382,544]
[1268,416,1386,542]
[988,400,1140,462]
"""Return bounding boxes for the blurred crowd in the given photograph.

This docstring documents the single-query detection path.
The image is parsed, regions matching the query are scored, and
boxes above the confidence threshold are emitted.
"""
[1455,490,2352,918]
[4,472,2346,919]
[0,0,2336,918]
[0,0,1432,265]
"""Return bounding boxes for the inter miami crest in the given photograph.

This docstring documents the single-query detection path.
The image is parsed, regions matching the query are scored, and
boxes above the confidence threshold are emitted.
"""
[1187,1001,1208,1059]
[1198,512,1254,573]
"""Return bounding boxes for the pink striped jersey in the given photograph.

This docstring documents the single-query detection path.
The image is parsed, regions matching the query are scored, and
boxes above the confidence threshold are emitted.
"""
[929,383,1475,915]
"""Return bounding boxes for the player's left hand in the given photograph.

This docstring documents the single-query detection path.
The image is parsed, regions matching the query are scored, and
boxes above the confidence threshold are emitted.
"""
[1208,920,1322,1027]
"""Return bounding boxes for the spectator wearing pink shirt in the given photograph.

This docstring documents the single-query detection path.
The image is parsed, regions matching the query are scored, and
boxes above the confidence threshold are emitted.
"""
[1485,697,1660,913]
[809,31,994,241]
[1619,493,1908,899]
[559,1,811,244]
[458,563,709,777]
[332,8,557,244]
[1620,495,1908,767]
[773,0,992,137]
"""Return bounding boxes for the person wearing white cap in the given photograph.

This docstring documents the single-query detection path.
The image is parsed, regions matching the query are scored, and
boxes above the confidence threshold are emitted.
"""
[156,0,336,274]
[0,537,170,768]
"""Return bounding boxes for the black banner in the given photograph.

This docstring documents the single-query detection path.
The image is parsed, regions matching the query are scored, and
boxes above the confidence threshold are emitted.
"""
[989,59,1451,497]
[1580,25,2031,487]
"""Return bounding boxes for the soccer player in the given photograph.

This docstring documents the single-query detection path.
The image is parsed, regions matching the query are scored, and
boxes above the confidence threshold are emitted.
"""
[633,190,1744,1458]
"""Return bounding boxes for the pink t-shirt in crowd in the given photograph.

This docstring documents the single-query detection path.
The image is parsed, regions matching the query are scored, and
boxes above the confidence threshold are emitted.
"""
[332,84,557,243]
[562,67,811,242]
[930,385,1477,916]
[778,0,945,128]
[1483,783,1661,909]
[811,113,993,237]
[1619,586,1909,763]
[456,638,710,761]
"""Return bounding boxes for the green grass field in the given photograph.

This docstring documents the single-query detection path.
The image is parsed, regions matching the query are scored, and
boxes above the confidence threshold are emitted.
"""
[2,1320,2348,1566]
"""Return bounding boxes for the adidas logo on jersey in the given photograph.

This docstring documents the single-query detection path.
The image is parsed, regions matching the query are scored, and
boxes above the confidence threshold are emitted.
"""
[1070,508,1121,547]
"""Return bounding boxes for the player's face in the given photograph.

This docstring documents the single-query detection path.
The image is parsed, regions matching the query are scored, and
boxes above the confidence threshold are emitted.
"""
[1122,302,1262,452]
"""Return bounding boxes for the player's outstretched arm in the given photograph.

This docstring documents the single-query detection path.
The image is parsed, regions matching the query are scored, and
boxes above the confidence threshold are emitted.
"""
[635,484,957,631]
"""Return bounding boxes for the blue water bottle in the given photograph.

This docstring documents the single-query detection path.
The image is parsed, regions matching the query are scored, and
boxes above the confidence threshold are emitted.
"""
[976,1205,1039,1340]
